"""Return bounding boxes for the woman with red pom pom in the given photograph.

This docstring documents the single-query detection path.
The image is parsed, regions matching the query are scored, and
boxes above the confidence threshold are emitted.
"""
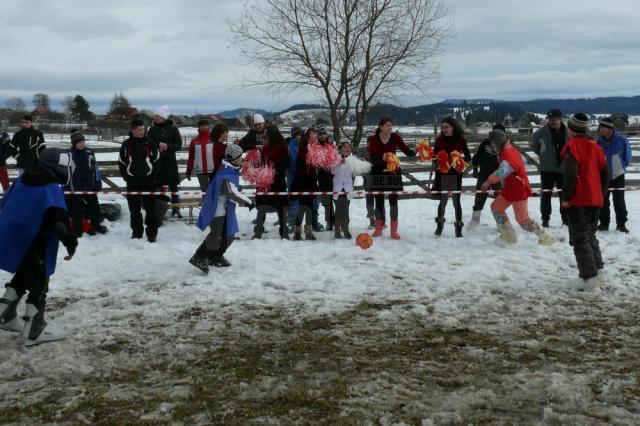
[290,128,319,240]
[366,117,416,239]
[432,116,471,237]
[253,125,290,239]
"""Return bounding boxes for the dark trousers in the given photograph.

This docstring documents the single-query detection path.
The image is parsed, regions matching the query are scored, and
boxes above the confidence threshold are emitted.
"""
[366,194,384,221]
[126,181,158,239]
[374,194,398,221]
[540,172,567,223]
[568,206,603,280]
[295,197,314,227]
[8,246,49,311]
[66,194,101,236]
[599,174,627,226]
[204,216,233,258]
[255,196,288,238]
[168,183,180,204]
[472,176,501,212]
[438,193,462,221]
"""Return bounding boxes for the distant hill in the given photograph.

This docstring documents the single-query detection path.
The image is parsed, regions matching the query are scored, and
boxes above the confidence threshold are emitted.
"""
[217,107,272,119]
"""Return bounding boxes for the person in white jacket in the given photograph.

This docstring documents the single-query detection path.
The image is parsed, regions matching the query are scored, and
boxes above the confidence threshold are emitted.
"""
[331,142,371,239]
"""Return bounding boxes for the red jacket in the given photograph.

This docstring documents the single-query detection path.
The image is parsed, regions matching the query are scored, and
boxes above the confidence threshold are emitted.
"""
[499,144,531,202]
[186,130,214,176]
[561,137,607,207]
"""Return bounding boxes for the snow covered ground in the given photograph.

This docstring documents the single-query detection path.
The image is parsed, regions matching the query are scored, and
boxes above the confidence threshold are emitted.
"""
[1,191,639,423]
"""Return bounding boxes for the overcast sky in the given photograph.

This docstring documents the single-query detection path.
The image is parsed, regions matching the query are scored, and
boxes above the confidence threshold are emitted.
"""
[1,0,639,114]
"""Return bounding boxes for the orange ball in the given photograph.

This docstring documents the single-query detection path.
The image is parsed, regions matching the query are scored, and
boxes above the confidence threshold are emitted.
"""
[355,232,373,249]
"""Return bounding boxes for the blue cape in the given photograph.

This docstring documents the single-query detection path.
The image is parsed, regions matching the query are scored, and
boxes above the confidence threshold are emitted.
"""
[0,178,67,277]
[196,166,240,236]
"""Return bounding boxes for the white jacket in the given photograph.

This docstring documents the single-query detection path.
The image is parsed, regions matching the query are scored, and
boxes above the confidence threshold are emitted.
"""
[331,156,355,200]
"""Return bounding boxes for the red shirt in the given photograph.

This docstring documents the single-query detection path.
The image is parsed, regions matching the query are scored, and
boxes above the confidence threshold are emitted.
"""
[367,133,412,158]
[561,137,607,207]
[500,144,531,202]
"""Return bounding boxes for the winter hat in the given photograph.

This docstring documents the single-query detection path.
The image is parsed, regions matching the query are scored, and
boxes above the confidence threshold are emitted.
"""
[567,113,590,133]
[290,125,303,138]
[546,108,563,120]
[225,144,244,162]
[598,117,615,130]
[154,105,171,120]
[317,125,327,135]
[70,128,85,146]
[251,114,265,125]
[492,123,506,132]
[198,118,210,126]
[39,148,75,186]
[489,129,508,150]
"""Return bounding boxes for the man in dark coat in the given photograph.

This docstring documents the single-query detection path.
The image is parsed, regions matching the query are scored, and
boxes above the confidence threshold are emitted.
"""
[147,105,183,217]
[236,114,266,152]
[9,114,46,173]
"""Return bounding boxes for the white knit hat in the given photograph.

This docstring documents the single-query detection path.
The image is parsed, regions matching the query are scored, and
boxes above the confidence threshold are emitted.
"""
[251,114,265,125]
[154,105,171,120]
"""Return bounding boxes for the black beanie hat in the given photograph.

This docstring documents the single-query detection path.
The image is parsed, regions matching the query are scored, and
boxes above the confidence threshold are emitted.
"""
[70,128,85,146]
[567,113,590,133]
[492,123,506,132]
[198,118,210,126]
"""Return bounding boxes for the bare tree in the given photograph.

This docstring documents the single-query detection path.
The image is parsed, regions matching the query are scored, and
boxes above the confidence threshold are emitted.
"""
[230,0,450,146]
[5,97,26,111]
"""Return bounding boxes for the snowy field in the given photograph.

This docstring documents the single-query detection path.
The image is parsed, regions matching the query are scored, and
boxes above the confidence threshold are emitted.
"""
[1,191,639,423]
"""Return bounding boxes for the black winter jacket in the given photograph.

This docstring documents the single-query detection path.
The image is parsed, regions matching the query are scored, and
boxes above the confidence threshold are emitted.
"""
[118,134,160,183]
[147,120,182,186]
[10,127,46,170]
[471,138,499,178]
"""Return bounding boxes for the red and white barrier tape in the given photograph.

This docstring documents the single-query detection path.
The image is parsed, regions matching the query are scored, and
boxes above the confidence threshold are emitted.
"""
[1,187,638,197]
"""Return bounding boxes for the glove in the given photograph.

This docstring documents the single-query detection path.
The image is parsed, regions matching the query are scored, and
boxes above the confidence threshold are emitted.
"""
[407,149,417,158]
[472,168,479,179]
[248,203,255,211]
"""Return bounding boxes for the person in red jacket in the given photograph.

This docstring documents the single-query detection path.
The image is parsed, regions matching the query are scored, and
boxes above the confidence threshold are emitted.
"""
[481,130,555,245]
[253,125,290,239]
[366,117,416,239]
[433,117,471,237]
[185,118,211,191]
[560,113,610,290]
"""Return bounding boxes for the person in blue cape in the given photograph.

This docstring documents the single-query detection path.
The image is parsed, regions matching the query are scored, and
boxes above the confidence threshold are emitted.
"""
[0,148,78,347]
[190,144,254,273]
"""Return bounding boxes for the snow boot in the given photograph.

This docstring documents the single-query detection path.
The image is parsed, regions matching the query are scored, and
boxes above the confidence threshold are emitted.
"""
[342,223,352,239]
[368,216,375,229]
[541,219,550,228]
[597,223,609,232]
[171,207,183,219]
[616,224,630,234]
[189,243,210,274]
[467,210,481,230]
[568,274,603,291]
[22,304,65,347]
[304,225,316,241]
[454,221,464,238]
[372,220,384,237]
[390,220,401,240]
[0,287,24,333]
[210,256,231,268]
[532,223,556,246]
[293,225,302,241]
[497,222,517,244]
[434,217,445,236]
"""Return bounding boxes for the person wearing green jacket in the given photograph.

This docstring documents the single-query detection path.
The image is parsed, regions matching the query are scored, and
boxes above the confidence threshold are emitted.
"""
[530,108,570,227]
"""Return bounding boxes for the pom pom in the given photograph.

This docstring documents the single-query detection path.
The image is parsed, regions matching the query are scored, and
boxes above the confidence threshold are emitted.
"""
[417,139,434,162]
[306,142,340,170]
[450,150,468,173]
[436,150,451,173]
[383,152,400,174]
[245,149,262,167]
[346,155,372,176]
[242,161,275,192]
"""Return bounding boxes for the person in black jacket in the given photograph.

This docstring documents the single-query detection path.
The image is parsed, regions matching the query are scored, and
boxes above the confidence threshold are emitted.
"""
[148,106,183,217]
[9,115,46,173]
[468,123,504,229]
[118,118,161,242]
[236,114,266,152]
[65,129,107,237]
[0,148,78,346]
